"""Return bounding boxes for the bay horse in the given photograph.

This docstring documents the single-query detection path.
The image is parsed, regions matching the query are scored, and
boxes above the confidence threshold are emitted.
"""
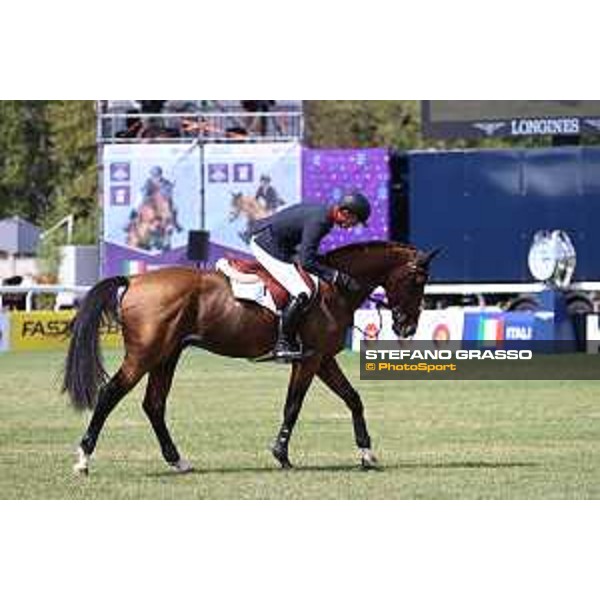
[229,192,272,224]
[63,241,438,475]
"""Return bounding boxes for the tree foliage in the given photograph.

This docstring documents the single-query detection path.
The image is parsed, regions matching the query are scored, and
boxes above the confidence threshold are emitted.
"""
[45,101,98,243]
[0,101,53,222]
[0,100,97,231]
[305,101,424,149]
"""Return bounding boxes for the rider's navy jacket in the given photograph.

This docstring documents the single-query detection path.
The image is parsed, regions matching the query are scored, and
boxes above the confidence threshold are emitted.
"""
[249,203,338,282]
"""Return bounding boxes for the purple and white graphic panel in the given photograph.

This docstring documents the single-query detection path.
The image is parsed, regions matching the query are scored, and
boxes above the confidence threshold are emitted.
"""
[204,142,302,254]
[102,143,201,277]
[302,148,391,252]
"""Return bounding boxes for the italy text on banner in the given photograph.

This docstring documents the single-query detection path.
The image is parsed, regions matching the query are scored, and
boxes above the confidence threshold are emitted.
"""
[102,143,202,277]
[0,312,10,352]
[302,148,391,252]
[204,142,302,257]
[10,311,122,351]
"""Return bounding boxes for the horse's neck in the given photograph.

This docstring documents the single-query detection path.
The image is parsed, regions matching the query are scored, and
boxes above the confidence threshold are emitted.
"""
[325,244,415,311]
[326,244,409,285]
[323,246,394,313]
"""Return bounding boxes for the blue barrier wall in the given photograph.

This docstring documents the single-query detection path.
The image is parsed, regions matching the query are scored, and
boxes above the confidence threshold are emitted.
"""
[409,146,600,282]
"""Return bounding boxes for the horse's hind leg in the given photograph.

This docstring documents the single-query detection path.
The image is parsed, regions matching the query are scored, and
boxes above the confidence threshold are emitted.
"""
[74,360,145,475]
[317,356,378,469]
[142,351,192,474]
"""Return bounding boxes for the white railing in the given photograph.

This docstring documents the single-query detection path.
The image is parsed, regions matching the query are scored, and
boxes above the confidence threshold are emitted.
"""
[3,281,600,313]
[98,111,304,143]
[425,281,600,295]
[0,285,91,312]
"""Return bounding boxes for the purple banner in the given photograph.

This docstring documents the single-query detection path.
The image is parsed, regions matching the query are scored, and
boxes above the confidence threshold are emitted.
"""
[102,240,249,275]
[302,148,390,252]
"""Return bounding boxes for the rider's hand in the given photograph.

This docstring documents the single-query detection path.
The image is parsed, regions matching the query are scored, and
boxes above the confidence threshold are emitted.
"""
[336,272,361,294]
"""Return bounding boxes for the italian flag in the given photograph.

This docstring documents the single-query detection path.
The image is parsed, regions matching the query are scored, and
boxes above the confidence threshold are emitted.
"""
[479,317,504,341]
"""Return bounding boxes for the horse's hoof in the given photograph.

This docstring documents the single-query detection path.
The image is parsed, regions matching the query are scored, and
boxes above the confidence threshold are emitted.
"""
[73,447,90,476]
[359,449,379,470]
[73,464,89,476]
[272,446,293,469]
[171,458,194,474]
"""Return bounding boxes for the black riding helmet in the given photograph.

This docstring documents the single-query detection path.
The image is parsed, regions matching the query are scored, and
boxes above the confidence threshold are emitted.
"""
[338,191,371,224]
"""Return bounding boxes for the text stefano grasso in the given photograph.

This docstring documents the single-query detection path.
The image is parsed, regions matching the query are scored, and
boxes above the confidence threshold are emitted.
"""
[363,349,533,361]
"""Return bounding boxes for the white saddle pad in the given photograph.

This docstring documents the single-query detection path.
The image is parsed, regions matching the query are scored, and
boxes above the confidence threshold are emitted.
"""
[215,258,319,315]
[216,258,278,314]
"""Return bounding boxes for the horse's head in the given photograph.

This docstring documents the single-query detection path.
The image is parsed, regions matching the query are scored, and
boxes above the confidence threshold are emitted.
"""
[324,242,441,339]
[382,247,441,339]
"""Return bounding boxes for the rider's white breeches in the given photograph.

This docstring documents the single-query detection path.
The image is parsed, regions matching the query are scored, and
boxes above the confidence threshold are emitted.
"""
[249,238,312,298]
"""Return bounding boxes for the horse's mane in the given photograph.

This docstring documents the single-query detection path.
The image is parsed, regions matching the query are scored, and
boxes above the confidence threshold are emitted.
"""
[323,240,417,267]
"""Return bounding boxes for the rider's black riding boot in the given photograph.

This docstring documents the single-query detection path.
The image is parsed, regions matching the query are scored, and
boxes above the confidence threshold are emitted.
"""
[274,293,309,362]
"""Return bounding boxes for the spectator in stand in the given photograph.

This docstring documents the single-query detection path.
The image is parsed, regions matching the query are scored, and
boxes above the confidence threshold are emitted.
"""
[241,100,279,136]
[139,101,166,114]
[133,101,170,138]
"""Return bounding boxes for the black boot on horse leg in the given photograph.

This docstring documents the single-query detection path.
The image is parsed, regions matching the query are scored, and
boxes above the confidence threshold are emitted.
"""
[272,426,293,469]
[274,293,309,363]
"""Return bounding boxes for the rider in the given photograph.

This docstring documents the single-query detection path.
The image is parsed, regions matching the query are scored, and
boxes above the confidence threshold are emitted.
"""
[248,191,371,361]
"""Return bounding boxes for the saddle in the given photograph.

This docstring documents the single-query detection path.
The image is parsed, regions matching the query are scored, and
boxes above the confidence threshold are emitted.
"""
[216,257,318,313]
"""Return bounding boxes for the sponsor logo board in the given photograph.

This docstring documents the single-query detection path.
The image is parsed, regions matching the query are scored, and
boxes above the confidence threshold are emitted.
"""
[10,311,122,351]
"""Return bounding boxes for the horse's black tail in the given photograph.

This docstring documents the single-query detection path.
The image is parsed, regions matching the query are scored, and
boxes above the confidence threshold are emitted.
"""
[62,276,129,411]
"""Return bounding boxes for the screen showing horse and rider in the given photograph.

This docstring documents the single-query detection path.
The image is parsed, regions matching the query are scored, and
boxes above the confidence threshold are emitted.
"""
[204,142,302,252]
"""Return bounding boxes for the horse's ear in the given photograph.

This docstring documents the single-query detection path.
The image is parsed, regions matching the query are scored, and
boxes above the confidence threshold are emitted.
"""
[417,247,443,268]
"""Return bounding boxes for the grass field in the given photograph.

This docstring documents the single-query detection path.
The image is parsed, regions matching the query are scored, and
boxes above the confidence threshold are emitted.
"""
[1,349,599,499]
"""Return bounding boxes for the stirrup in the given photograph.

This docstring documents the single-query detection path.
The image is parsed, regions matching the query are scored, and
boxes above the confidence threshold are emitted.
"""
[274,339,304,363]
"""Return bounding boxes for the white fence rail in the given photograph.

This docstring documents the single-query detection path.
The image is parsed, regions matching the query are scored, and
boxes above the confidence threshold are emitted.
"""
[3,282,600,313]
[426,282,600,294]
[0,285,90,312]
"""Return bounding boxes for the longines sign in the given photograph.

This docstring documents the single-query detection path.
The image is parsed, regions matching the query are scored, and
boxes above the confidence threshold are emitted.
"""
[421,101,600,139]
[510,117,580,136]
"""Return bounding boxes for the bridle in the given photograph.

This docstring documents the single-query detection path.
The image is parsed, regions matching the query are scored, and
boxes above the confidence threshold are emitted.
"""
[352,258,427,339]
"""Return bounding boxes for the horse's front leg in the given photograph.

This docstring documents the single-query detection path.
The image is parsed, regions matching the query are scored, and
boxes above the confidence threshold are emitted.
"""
[317,356,378,470]
[272,356,321,469]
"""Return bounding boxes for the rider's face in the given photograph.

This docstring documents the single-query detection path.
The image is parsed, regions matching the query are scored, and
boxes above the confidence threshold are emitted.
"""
[336,208,359,229]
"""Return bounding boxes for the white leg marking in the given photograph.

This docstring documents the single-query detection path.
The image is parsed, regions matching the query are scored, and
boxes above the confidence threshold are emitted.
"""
[73,447,90,475]
[171,458,194,474]
[359,448,378,468]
